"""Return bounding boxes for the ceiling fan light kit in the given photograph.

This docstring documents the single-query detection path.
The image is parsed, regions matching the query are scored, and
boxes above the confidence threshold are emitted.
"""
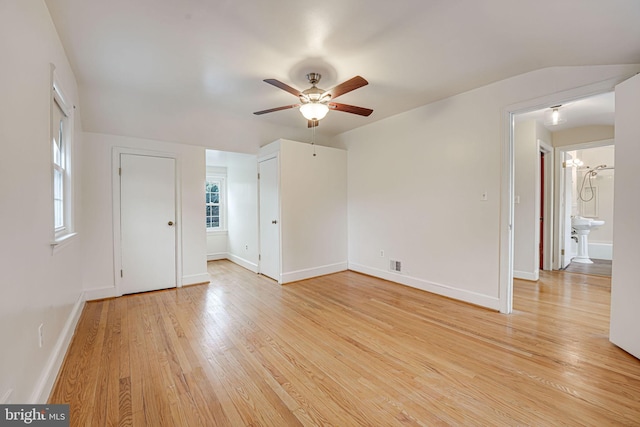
[254,73,373,127]
[299,102,329,121]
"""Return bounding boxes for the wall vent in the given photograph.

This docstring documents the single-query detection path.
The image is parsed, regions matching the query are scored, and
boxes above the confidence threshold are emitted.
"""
[390,260,402,272]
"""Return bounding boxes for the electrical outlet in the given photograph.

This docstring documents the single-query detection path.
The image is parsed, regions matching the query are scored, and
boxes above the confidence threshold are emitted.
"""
[380,250,384,257]
[245,244,249,251]
[38,323,44,348]
[481,191,488,201]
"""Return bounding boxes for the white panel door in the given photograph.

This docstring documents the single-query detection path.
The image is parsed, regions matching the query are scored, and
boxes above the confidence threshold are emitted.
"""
[120,154,176,294]
[610,73,640,359]
[259,157,280,282]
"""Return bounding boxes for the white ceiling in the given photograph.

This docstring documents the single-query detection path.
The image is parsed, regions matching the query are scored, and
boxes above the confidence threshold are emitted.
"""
[516,91,616,132]
[44,0,640,140]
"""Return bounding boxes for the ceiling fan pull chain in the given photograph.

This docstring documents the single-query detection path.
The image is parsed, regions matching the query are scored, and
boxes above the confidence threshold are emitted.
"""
[312,122,317,157]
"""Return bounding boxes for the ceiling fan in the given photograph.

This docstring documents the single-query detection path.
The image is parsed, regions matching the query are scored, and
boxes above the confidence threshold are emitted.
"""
[253,73,373,127]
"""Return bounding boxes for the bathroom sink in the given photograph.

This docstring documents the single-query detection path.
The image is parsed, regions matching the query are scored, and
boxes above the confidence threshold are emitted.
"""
[571,216,604,264]
[571,216,605,230]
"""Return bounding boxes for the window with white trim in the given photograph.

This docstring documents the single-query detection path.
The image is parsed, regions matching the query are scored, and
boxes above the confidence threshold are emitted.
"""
[206,177,226,230]
[52,75,73,240]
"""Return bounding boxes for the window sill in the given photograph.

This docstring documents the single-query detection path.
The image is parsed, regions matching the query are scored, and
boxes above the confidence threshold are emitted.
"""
[51,232,78,254]
[207,229,228,236]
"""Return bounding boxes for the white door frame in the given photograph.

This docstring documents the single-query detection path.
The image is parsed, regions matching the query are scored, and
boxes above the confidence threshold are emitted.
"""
[554,150,575,270]
[112,147,183,296]
[257,152,282,283]
[539,140,554,271]
[500,76,627,314]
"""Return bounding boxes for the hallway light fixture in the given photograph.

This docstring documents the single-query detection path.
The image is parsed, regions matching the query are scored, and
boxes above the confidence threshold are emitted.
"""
[544,105,567,126]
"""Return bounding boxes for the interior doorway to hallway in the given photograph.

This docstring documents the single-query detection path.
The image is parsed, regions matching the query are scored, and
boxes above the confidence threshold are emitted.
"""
[512,91,614,282]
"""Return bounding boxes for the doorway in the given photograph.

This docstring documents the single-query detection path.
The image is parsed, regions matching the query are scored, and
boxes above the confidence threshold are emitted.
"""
[502,86,618,314]
[556,141,615,274]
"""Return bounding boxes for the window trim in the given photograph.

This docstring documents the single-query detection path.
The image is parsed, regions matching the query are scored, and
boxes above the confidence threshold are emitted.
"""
[50,67,76,249]
[206,174,226,232]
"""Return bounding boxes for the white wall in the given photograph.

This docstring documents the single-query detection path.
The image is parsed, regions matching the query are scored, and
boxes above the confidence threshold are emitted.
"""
[260,139,348,283]
[0,1,84,403]
[81,132,208,299]
[280,140,348,281]
[226,153,259,272]
[513,121,538,280]
[333,65,640,310]
[553,125,614,147]
[513,120,551,280]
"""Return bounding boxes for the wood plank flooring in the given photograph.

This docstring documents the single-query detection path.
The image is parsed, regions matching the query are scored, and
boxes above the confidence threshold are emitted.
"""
[49,261,640,426]
[564,258,612,277]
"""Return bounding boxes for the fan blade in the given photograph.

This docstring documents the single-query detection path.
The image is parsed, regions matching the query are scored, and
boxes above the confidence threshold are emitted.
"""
[328,102,373,117]
[253,104,300,115]
[324,76,368,100]
[263,79,302,97]
[307,120,319,128]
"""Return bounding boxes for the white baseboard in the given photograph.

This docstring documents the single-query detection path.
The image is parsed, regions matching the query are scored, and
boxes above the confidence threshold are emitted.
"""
[207,252,227,261]
[182,273,210,286]
[84,285,117,301]
[226,253,258,273]
[86,272,210,298]
[30,292,85,404]
[281,262,348,284]
[348,262,500,311]
[588,243,613,260]
[513,270,539,281]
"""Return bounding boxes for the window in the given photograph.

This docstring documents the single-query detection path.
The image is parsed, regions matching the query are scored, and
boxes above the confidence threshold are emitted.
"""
[51,72,74,242]
[206,177,225,230]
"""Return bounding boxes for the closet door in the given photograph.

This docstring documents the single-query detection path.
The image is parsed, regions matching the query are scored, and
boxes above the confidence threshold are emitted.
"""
[258,156,280,282]
[120,153,177,294]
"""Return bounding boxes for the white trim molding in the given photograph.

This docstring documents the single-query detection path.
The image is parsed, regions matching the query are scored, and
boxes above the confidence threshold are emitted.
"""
[513,270,540,281]
[207,252,227,261]
[281,262,348,284]
[30,292,85,403]
[226,253,259,273]
[84,286,117,301]
[182,273,210,286]
[349,262,500,311]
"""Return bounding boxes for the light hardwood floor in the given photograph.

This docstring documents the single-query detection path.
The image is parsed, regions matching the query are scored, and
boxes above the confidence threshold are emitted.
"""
[49,260,640,426]
[564,258,612,277]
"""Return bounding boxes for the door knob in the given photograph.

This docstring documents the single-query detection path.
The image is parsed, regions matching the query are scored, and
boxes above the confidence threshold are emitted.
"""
[168,221,174,226]
[272,220,278,224]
